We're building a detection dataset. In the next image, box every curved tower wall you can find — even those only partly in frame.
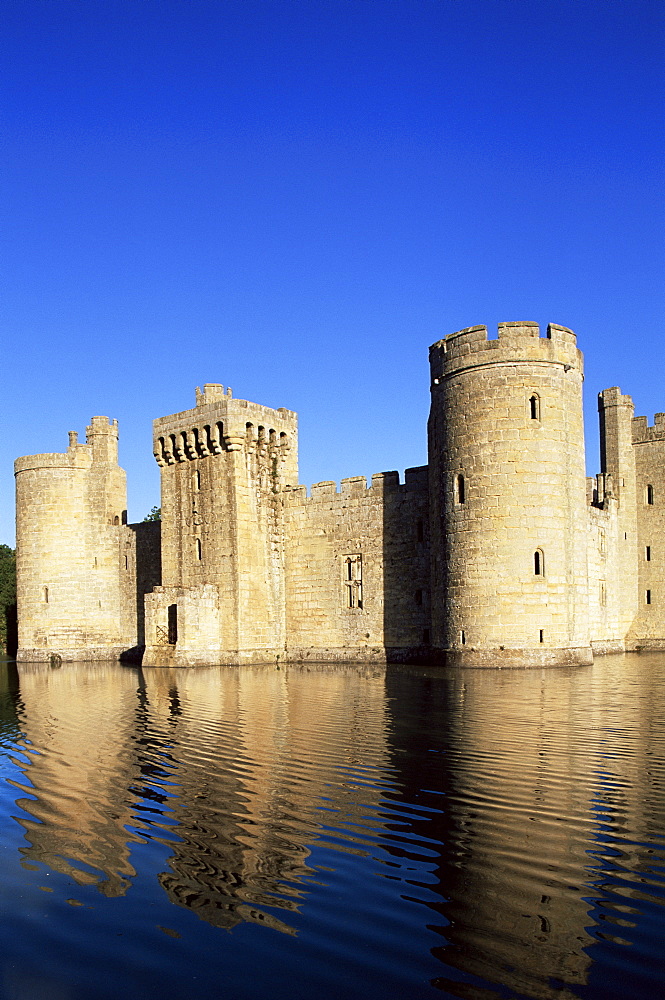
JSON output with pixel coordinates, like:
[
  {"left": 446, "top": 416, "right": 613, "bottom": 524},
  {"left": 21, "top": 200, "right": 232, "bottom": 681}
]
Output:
[
  {"left": 14, "top": 417, "right": 129, "bottom": 661},
  {"left": 428, "top": 322, "right": 592, "bottom": 667}
]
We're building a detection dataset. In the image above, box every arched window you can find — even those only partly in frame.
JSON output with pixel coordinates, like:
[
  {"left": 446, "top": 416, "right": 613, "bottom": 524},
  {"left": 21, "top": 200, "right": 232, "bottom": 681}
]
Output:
[
  {"left": 647, "top": 484, "right": 655, "bottom": 505},
  {"left": 456, "top": 474, "right": 465, "bottom": 504},
  {"left": 534, "top": 549, "right": 544, "bottom": 576},
  {"left": 529, "top": 394, "right": 540, "bottom": 420}
]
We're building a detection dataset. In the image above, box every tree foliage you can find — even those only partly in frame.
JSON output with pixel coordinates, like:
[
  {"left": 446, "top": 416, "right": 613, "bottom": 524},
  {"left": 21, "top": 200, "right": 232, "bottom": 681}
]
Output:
[
  {"left": 143, "top": 506, "right": 161, "bottom": 522},
  {"left": 0, "top": 545, "right": 17, "bottom": 654}
]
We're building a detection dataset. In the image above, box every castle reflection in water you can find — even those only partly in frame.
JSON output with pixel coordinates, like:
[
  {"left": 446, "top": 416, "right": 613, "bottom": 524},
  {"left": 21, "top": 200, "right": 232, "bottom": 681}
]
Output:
[{"left": 3, "top": 654, "right": 664, "bottom": 1000}]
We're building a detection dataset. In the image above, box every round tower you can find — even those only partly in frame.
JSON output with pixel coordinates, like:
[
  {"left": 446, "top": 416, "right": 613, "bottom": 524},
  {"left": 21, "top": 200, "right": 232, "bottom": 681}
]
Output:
[
  {"left": 14, "top": 417, "right": 129, "bottom": 661},
  {"left": 428, "top": 322, "right": 592, "bottom": 667}
]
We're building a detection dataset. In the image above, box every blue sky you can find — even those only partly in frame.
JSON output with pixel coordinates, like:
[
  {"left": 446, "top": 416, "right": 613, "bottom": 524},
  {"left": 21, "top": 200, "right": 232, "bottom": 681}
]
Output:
[{"left": 1, "top": 0, "right": 663, "bottom": 544}]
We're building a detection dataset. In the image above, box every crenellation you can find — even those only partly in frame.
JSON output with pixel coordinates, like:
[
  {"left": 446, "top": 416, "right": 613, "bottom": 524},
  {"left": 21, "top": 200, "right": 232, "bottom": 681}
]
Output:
[
  {"left": 341, "top": 476, "right": 367, "bottom": 496},
  {"left": 632, "top": 413, "right": 665, "bottom": 443},
  {"left": 15, "top": 321, "right": 665, "bottom": 666}
]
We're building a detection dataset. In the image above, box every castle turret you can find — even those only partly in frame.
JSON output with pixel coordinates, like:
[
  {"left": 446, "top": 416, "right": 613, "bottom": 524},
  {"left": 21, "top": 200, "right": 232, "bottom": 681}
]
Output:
[
  {"left": 143, "top": 385, "right": 298, "bottom": 666},
  {"left": 14, "top": 417, "right": 132, "bottom": 661},
  {"left": 428, "top": 322, "right": 592, "bottom": 666}
]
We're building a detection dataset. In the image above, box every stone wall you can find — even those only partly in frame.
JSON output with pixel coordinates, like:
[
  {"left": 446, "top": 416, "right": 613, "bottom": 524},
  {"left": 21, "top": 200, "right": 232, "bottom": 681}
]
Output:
[
  {"left": 282, "top": 467, "right": 430, "bottom": 661},
  {"left": 629, "top": 412, "right": 665, "bottom": 647},
  {"left": 13, "top": 323, "right": 665, "bottom": 668},
  {"left": 143, "top": 385, "right": 298, "bottom": 665},
  {"left": 14, "top": 418, "right": 132, "bottom": 661},
  {"left": 428, "top": 323, "right": 592, "bottom": 667}
]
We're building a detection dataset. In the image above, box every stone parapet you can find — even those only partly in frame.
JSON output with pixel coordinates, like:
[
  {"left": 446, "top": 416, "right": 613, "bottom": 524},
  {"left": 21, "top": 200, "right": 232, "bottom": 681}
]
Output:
[{"left": 430, "top": 322, "right": 582, "bottom": 384}]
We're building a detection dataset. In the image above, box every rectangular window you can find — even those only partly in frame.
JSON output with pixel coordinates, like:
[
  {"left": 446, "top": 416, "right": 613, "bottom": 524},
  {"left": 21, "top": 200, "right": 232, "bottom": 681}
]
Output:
[
  {"left": 600, "top": 581, "right": 606, "bottom": 606},
  {"left": 343, "top": 555, "right": 362, "bottom": 609},
  {"left": 646, "top": 590, "right": 652, "bottom": 605},
  {"left": 646, "top": 546, "right": 651, "bottom": 562},
  {"left": 539, "top": 629, "right": 544, "bottom": 643}
]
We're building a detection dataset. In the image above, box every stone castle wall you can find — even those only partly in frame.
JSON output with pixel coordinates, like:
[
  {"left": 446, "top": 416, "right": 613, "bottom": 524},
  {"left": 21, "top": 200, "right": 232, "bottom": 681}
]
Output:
[
  {"left": 428, "top": 323, "right": 592, "bottom": 666},
  {"left": 14, "top": 323, "right": 665, "bottom": 667},
  {"left": 629, "top": 412, "right": 665, "bottom": 647},
  {"left": 14, "top": 418, "right": 132, "bottom": 661},
  {"left": 282, "top": 467, "right": 430, "bottom": 661}
]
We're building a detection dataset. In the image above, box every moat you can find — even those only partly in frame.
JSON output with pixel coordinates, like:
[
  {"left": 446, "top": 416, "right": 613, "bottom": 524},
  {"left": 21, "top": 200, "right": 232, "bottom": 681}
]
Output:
[{"left": 0, "top": 653, "right": 663, "bottom": 1000}]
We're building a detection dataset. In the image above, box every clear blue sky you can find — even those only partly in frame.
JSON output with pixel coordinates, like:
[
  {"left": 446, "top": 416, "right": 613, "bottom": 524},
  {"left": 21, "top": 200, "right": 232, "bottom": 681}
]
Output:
[{"left": 1, "top": 0, "right": 663, "bottom": 544}]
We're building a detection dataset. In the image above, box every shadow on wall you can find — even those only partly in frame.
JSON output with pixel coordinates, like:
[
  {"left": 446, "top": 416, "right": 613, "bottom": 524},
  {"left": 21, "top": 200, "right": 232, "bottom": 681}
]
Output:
[
  {"left": 120, "top": 520, "right": 162, "bottom": 664},
  {"left": 382, "top": 467, "right": 432, "bottom": 663}
]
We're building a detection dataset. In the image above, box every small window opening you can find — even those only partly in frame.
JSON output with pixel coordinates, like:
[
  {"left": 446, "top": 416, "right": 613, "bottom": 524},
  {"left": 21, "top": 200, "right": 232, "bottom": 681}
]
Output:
[
  {"left": 461, "top": 630, "right": 466, "bottom": 645},
  {"left": 124, "top": 555, "right": 128, "bottom": 569},
  {"left": 416, "top": 519, "right": 424, "bottom": 543},
  {"left": 646, "top": 546, "right": 651, "bottom": 562},
  {"left": 194, "top": 470, "right": 201, "bottom": 491},
  {"left": 167, "top": 604, "right": 178, "bottom": 644},
  {"left": 43, "top": 586, "right": 49, "bottom": 603},
  {"left": 423, "top": 628, "right": 430, "bottom": 645},
  {"left": 343, "top": 554, "right": 362, "bottom": 609},
  {"left": 646, "top": 590, "right": 652, "bottom": 605},
  {"left": 415, "top": 589, "right": 423, "bottom": 606},
  {"left": 529, "top": 394, "right": 540, "bottom": 420},
  {"left": 647, "top": 485, "right": 654, "bottom": 505},
  {"left": 600, "top": 581, "right": 606, "bottom": 606},
  {"left": 539, "top": 629, "right": 544, "bottom": 644},
  {"left": 456, "top": 474, "right": 465, "bottom": 504},
  {"left": 624, "top": 532, "right": 627, "bottom": 540},
  {"left": 94, "top": 557, "right": 98, "bottom": 568},
  {"left": 196, "top": 538, "right": 202, "bottom": 561},
  {"left": 534, "top": 549, "right": 544, "bottom": 576},
  {"left": 113, "top": 515, "right": 119, "bottom": 525}
]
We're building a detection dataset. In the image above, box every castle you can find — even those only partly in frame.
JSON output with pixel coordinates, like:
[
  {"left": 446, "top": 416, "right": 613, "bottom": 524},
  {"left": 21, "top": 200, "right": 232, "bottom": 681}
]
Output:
[{"left": 14, "top": 322, "right": 665, "bottom": 668}]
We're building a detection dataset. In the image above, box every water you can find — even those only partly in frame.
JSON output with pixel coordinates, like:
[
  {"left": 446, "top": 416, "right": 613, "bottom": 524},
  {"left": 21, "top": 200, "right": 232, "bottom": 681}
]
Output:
[{"left": 0, "top": 654, "right": 663, "bottom": 1000}]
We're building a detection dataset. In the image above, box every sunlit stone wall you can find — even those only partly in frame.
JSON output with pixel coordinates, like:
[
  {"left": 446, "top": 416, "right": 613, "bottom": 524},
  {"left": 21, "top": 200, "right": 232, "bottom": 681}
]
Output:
[
  {"left": 143, "top": 385, "right": 299, "bottom": 665},
  {"left": 282, "top": 467, "right": 430, "bottom": 661},
  {"left": 14, "top": 418, "right": 133, "bottom": 661},
  {"left": 428, "top": 323, "right": 593, "bottom": 667},
  {"left": 629, "top": 411, "right": 665, "bottom": 647}
]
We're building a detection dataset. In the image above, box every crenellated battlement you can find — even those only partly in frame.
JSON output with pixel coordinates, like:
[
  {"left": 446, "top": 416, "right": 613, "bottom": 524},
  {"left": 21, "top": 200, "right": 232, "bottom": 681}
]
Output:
[
  {"left": 152, "top": 389, "right": 297, "bottom": 467},
  {"left": 429, "top": 321, "right": 582, "bottom": 383},
  {"left": 632, "top": 411, "right": 665, "bottom": 444},
  {"left": 18, "top": 319, "right": 664, "bottom": 669},
  {"left": 15, "top": 417, "right": 121, "bottom": 475},
  {"left": 599, "top": 386, "right": 634, "bottom": 409},
  {"left": 281, "top": 466, "right": 428, "bottom": 506}
]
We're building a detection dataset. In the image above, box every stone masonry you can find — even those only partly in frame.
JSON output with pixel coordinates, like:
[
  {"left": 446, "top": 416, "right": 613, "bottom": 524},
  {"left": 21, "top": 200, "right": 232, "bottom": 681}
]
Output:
[{"left": 14, "top": 323, "right": 665, "bottom": 667}]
